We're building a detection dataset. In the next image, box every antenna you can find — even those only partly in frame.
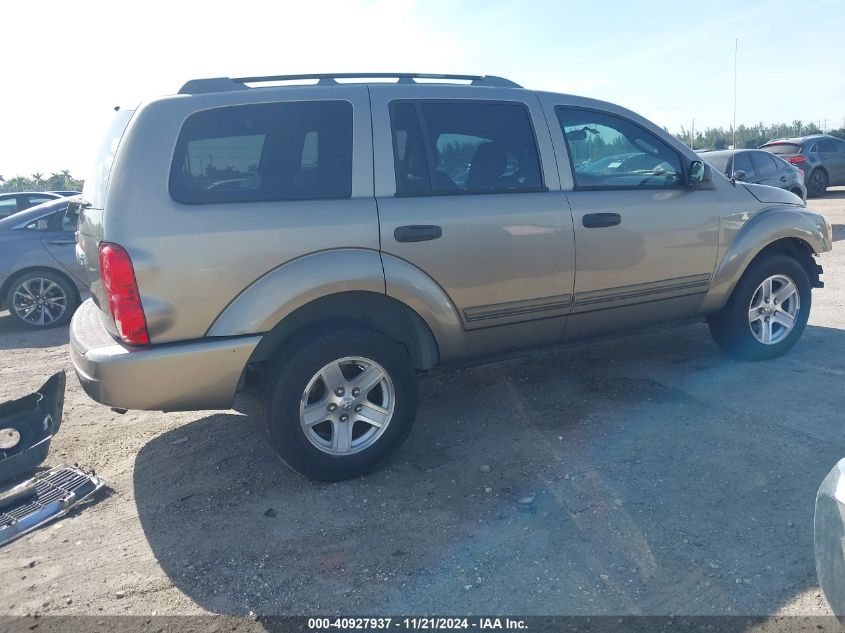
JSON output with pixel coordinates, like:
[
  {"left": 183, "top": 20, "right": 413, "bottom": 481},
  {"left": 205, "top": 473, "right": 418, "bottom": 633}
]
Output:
[{"left": 732, "top": 38, "right": 738, "bottom": 150}]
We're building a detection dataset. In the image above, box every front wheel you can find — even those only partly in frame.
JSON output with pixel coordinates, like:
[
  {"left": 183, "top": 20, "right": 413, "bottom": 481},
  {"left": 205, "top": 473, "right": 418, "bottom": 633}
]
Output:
[
  {"left": 266, "top": 326, "right": 418, "bottom": 481},
  {"left": 708, "top": 254, "right": 811, "bottom": 361}
]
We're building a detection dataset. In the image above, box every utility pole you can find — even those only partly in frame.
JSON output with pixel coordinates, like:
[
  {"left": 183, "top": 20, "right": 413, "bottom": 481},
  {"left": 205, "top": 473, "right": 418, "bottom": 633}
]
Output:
[
  {"left": 732, "top": 38, "right": 738, "bottom": 150},
  {"left": 691, "top": 118, "right": 695, "bottom": 149}
]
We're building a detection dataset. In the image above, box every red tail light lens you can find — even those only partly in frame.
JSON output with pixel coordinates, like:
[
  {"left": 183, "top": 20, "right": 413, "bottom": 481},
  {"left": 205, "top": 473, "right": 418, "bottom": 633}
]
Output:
[
  {"left": 98, "top": 242, "right": 150, "bottom": 345},
  {"left": 788, "top": 156, "right": 807, "bottom": 164}
]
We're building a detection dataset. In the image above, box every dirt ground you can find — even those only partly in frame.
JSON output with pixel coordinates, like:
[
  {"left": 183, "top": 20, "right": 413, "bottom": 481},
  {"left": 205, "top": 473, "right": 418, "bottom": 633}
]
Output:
[{"left": 2, "top": 189, "right": 845, "bottom": 620}]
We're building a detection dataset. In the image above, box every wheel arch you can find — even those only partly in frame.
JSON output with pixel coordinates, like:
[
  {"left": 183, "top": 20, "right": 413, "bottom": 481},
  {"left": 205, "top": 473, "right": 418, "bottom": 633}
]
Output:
[
  {"left": 0, "top": 265, "right": 81, "bottom": 311},
  {"left": 702, "top": 207, "right": 828, "bottom": 313},
  {"left": 247, "top": 290, "right": 440, "bottom": 370}
]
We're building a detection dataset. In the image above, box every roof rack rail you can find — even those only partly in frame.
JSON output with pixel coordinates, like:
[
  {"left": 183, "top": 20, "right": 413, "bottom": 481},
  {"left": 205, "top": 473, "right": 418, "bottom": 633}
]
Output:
[{"left": 178, "top": 73, "right": 522, "bottom": 95}]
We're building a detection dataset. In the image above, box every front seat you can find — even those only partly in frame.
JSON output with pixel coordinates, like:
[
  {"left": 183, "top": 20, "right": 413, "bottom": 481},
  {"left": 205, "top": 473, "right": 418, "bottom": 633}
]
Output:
[{"left": 466, "top": 142, "right": 508, "bottom": 191}]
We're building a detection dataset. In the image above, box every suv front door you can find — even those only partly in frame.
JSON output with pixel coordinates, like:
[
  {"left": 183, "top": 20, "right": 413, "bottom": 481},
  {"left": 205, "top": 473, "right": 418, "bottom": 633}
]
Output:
[
  {"left": 371, "top": 86, "right": 575, "bottom": 360},
  {"left": 544, "top": 101, "right": 720, "bottom": 340}
]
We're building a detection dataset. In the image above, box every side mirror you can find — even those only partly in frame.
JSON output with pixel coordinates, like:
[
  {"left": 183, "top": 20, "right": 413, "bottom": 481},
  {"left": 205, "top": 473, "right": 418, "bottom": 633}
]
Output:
[
  {"left": 688, "top": 160, "right": 710, "bottom": 186},
  {"left": 731, "top": 169, "right": 747, "bottom": 183}
]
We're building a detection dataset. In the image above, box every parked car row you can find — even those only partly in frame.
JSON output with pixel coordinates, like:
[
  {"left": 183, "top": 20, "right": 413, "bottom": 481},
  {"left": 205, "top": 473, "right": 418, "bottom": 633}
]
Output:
[
  {"left": 0, "top": 190, "right": 81, "bottom": 220},
  {"left": 697, "top": 148, "right": 807, "bottom": 200},
  {"left": 0, "top": 196, "right": 86, "bottom": 328},
  {"left": 697, "top": 134, "right": 845, "bottom": 199}
]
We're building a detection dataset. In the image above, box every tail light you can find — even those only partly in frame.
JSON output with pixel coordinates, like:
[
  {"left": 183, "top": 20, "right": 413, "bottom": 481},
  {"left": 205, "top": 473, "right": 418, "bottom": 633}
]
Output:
[
  {"left": 98, "top": 242, "right": 150, "bottom": 345},
  {"left": 788, "top": 155, "right": 807, "bottom": 165}
]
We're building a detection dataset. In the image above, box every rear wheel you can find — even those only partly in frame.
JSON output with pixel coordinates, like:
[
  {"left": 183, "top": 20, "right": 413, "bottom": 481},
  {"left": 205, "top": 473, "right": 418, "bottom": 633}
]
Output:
[
  {"left": 708, "top": 254, "right": 811, "bottom": 361},
  {"left": 7, "top": 270, "right": 78, "bottom": 329},
  {"left": 807, "top": 169, "right": 828, "bottom": 198},
  {"left": 266, "top": 326, "right": 418, "bottom": 480}
]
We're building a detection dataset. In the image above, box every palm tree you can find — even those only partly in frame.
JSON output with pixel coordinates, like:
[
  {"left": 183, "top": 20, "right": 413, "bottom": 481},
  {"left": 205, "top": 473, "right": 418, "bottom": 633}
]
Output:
[{"left": 31, "top": 172, "right": 45, "bottom": 191}]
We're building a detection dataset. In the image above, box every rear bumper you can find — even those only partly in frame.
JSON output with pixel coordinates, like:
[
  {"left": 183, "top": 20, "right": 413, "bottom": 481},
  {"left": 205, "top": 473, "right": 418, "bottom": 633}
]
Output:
[{"left": 69, "top": 299, "right": 261, "bottom": 411}]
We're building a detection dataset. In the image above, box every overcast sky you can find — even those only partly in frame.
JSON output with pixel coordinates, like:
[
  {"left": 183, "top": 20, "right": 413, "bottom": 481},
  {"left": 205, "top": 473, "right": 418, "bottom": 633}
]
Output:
[{"left": 1, "top": 0, "right": 841, "bottom": 180}]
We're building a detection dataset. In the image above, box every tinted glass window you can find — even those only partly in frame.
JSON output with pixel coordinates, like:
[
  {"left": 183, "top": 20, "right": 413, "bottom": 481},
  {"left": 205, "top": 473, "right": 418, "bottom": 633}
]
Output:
[
  {"left": 761, "top": 143, "right": 801, "bottom": 155},
  {"left": 834, "top": 139, "right": 845, "bottom": 153},
  {"left": 25, "top": 195, "right": 56, "bottom": 207},
  {"left": 0, "top": 197, "right": 18, "bottom": 216},
  {"left": 700, "top": 152, "right": 731, "bottom": 175},
  {"left": 390, "top": 100, "right": 544, "bottom": 195},
  {"left": 818, "top": 139, "right": 836, "bottom": 153},
  {"left": 732, "top": 152, "right": 755, "bottom": 178},
  {"left": 750, "top": 152, "right": 778, "bottom": 179},
  {"left": 170, "top": 101, "right": 353, "bottom": 204},
  {"left": 556, "top": 108, "right": 682, "bottom": 188}
]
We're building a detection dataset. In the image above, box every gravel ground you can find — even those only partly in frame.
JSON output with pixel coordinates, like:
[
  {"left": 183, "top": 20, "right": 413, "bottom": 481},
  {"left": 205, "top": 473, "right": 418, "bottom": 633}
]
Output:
[{"left": 1, "top": 189, "right": 844, "bottom": 619}]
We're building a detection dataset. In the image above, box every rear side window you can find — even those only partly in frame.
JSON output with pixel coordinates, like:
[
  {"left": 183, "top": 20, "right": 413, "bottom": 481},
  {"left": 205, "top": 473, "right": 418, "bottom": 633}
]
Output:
[
  {"left": 170, "top": 101, "right": 352, "bottom": 204},
  {"left": 556, "top": 107, "right": 682, "bottom": 189},
  {"left": 389, "top": 100, "right": 544, "bottom": 196},
  {"left": 750, "top": 152, "right": 778, "bottom": 179}
]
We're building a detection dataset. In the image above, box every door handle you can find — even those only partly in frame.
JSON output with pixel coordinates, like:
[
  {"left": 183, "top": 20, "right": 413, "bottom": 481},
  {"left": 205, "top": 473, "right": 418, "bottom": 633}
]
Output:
[
  {"left": 582, "top": 213, "right": 621, "bottom": 228},
  {"left": 46, "top": 240, "right": 76, "bottom": 246},
  {"left": 780, "top": 176, "right": 788, "bottom": 182},
  {"left": 394, "top": 225, "right": 442, "bottom": 242}
]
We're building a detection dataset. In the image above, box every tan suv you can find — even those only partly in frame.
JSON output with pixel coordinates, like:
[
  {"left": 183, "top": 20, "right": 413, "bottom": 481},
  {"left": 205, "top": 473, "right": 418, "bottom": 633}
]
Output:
[{"left": 69, "top": 73, "right": 832, "bottom": 480}]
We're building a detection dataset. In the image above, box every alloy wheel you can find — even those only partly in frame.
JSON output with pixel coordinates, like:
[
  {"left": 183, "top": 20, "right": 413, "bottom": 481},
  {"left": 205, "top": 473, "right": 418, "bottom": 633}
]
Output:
[
  {"left": 11, "top": 277, "right": 68, "bottom": 327},
  {"left": 299, "top": 356, "right": 396, "bottom": 455},
  {"left": 747, "top": 274, "right": 800, "bottom": 345}
]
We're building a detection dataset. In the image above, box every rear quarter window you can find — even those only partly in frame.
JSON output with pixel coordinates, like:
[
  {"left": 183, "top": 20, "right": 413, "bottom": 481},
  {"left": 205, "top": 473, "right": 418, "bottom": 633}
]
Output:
[{"left": 170, "top": 100, "right": 353, "bottom": 204}]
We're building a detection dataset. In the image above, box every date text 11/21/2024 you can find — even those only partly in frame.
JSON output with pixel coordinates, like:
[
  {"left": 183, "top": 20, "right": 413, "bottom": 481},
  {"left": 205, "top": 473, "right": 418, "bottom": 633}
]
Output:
[{"left": 307, "top": 618, "right": 528, "bottom": 630}]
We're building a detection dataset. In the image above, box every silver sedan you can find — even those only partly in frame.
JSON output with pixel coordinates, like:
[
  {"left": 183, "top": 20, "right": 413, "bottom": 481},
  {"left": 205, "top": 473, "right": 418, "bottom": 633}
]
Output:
[{"left": 0, "top": 197, "right": 87, "bottom": 328}]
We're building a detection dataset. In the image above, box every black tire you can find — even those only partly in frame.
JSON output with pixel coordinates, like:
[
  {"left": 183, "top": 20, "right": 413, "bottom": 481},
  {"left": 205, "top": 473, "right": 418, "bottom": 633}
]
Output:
[
  {"left": 807, "top": 169, "right": 829, "bottom": 198},
  {"left": 6, "top": 269, "right": 79, "bottom": 329},
  {"left": 708, "top": 254, "right": 811, "bottom": 361},
  {"left": 266, "top": 325, "right": 418, "bottom": 481}
]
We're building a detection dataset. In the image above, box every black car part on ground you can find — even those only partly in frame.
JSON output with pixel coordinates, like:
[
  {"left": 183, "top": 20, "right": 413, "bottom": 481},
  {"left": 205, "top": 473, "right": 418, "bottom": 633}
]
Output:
[
  {"left": 0, "top": 464, "right": 105, "bottom": 547},
  {"left": 0, "top": 372, "right": 65, "bottom": 482}
]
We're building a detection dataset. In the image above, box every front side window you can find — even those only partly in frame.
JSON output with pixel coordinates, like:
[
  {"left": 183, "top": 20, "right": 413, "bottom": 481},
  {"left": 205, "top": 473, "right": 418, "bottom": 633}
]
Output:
[
  {"left": 170, "top": 100, "right": 353, "bottom": 204},
  {"left": 732, "top": 152, "right": 755, "bottom": 178},
  {"left": 818, "top": 139, "right": 836, "bottom": 153},
  {"left": 750, "top": 152, "right": 778, "bottom": 179},
  {"left": 556, "top": 107, "right": 682, "bottom": 189},
  {"left": 390, "top": 100, "right": 544, "bottom": 196}
]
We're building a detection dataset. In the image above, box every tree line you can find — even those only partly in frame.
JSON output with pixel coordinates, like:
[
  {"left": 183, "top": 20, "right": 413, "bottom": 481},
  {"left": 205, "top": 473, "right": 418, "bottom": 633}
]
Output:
[
  {"left": 674, "top": 121, "right": 845, "bottom": 151},
  {"left": 0, "top": 171, "right": 84, "bottom": 194}
]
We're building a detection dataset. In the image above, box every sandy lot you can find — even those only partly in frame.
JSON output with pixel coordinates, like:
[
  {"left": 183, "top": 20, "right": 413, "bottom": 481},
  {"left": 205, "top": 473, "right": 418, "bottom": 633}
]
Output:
[{"left": 1, "top": 189, "right": 845, "bottom": 620}]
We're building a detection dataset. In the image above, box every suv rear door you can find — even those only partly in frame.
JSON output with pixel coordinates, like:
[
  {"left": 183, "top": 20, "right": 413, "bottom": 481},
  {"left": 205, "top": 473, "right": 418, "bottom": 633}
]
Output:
[
  {"left": 821, "top": 137, "right": 845, "bottom": 185},
  {"left": 370, "top": 85, "right": 574, "bottom": 356},
  {"left": 542, "top": 97, "right": 720, "bottom": 340}
]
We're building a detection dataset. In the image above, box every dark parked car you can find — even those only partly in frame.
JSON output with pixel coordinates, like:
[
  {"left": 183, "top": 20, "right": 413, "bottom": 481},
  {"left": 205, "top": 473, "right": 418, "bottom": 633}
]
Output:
[
  {"left": 760, "top": 134, "right": 845, "bottom": 198},
  {"left": 0, "top": 197, "right": 86, "bottom": 328},
  {"left": 0, "top": 192, "right": 64, "bottom": 220},
  {"left": 698, "top": 149, "right": 806, "bottom": 200}
]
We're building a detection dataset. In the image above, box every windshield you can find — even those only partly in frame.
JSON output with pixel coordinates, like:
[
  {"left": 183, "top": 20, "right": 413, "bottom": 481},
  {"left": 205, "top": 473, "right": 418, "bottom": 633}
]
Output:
[
  {"left": 82, "top": 109, "right": 134, "bottom": 209},
  {"left": 761, "top": 142, "right": 801, "bottom": 155}
]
